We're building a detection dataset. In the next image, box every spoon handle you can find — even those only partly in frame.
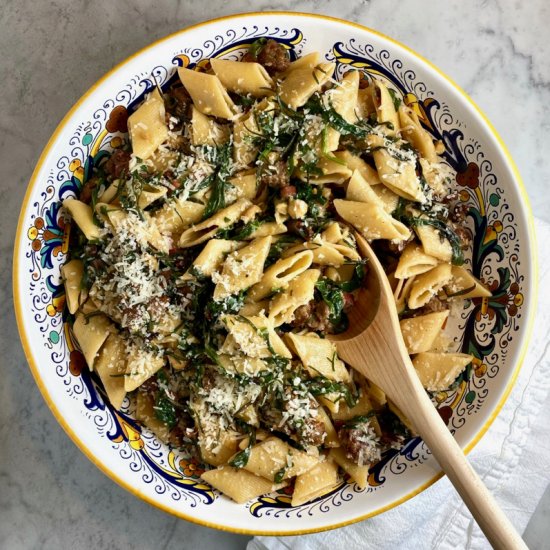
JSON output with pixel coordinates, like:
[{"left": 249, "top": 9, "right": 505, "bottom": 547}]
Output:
[{"left": 396, "top": 386, "right": 527, "bottom": 550}]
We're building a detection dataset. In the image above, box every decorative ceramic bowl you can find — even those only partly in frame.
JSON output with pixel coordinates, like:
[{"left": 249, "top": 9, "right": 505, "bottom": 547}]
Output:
[{"left": 14, "top": 12, "right": 536, "bottom": 535}]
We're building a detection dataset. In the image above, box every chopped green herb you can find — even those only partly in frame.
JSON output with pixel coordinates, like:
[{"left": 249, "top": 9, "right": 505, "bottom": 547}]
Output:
[
  {"left": 154, "top": 393, "right": 177, "bottom": 429},
  {"left": 342, "top": 413, "right": 375, "bottom": 429},
  {"left": 232, "top": 219, "right": 262, "bottom": 240},
  {"left": 304, "top": 93, "right": 372, "bottom": 138},
  {"left": 248, "top": 38, "right": 267, "bottom": 59},
  {"left": 304, "top": 376, "right": 357, "bottom": 408},
  {"left": 202, "top": 142, "right": 233, "bottom": 220},
  {"left": 229, "top": 421, "right": 257, "bottom": 468},
  {"left": 388, "top": 88, "right": 402, "bottom": 111},
  {"left": 315, "top": 278, "right": 346, "bottom": 329},
  {"left": 406, "top": 216, "right": 464, "bottom": 266},
  {"left": 274, "top": 455, "right": 293, "bottom": 483}
]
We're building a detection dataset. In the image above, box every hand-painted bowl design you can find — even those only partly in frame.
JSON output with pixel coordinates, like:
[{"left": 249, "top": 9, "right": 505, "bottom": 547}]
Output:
[{"left": 13, "top": 12, "right": 536, "bottom": 535}]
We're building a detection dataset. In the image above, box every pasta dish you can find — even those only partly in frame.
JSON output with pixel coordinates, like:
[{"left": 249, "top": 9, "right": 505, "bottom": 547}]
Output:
[{"left": 62, "top": 38, "right": 490, "bottom": 506}]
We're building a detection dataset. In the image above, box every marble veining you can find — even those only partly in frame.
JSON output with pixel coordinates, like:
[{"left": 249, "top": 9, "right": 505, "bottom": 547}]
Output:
[{"left": 1, "top": 0, "right": 548, "bottom": 548}]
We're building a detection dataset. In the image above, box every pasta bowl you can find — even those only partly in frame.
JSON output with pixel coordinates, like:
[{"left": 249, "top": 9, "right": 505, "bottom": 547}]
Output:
[{"left": 14, "top": 12, "right": 536, "bottom": 534}]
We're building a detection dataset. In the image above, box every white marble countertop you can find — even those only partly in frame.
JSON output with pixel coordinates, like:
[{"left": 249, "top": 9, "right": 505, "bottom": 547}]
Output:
[{"left": 2, "top": 1, "right": 549, "bottom": 548}]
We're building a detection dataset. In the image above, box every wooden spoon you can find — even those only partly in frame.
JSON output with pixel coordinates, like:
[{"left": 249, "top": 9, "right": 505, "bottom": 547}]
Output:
[{"left": 329, "top": 234, "right": 526, "bottom": 550}]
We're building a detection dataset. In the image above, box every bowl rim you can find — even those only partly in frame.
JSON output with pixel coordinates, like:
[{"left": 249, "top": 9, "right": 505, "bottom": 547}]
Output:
[{"left": 13, "top": 10, "right": 538, "bottom": 536}]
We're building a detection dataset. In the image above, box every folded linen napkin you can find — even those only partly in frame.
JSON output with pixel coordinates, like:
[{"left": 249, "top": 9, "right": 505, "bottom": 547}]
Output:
[{"left": 250, "top": 218, "right": 550, "bottom": 550}]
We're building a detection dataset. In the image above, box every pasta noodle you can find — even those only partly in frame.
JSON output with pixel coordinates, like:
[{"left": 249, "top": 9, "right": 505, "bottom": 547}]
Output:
[
  {"left": 94, "top": 333, "right": 127, "bottom": 409},
  {"left": 334, "top": 199, "right": 411, "bottom": 241},
  {"left": 212, "top": 236, "right": 272, "bottom": 300},
  {"left": 373, "top": 79, "right": 400, "bottom": 136},
  {"left": 210, "top": 58, "right": 273, "bottom": 97},
  {"left": 268, "top": 269, "right": 320, "bottom": 326},
  {"left": 408, "top": 264, "right": 453, "bottom": 310},
  {"left": 285, "top": 332, "right": 351, "bottom": 383},
  {"left": 369, "top": 134, "right": 425, "bottom": 202},
  {"left": 61, "top": 259, "right": 84, "bottom": 314},
  {"left": 201, "top": 466, "right": 286, "bottom": 504},
  {"left": 334, "top": 150, "right": 381, "bottom": 186},
  {"left": 400, "top": 311, "right": 450, "bottom": 354},
  {"left": 248, "top": 250, "right": 313, "bottom": 301},
  {"left": 291, "top": 461, "right": 339, "bottom": 507},
  {"left": 177, "top": 67, "right": 236, "bottom": 119},
  {"left": 190, "top": 106, "right": 230, "bottom": 146},
  {"left": 279, "top": 61, "right": 336, "bottom": 109},
  {"left": 127, "top": 88, "right": 169, "bottom": 160},
  {"left": 395, "top": 242, "right": 440, "bottom": 279},
  {"left": 413, "top": 352, "right": 473, "bottom": 392}
]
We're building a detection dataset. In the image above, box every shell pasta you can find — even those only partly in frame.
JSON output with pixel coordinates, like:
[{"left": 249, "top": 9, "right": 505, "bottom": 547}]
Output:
[{"left": 62, "top": 38, "right": 489, "bottom": 507}]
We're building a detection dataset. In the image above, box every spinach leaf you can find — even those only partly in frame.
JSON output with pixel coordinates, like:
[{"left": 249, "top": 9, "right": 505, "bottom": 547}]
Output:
[
  {"left": 234, "top": 94, "right": 256, "bottom": 108},
  {"left": 274, "top": 456, "right": 293, "bottom": 483},
  {"left": 315, "top": 279, "right": 346, "bottom": 325},
  {"left": 154, "top": 373, "right": 178, "bottom": 429},
  {"left": 388, "top": 88, "right": 402, "bottom": 111},
  {"left": 313, "top": 261, "right": 366, "bottom": 332},
  {"left": 154, "top": 393, "right": 177, "bottom": 428},
  {"left": 342, "top": 412, "right": 376, "bottom": 429},
  {"left": 339, "top": 260, "right": 368, "bottom": 292},
  {"left": 406, "top": 216, "right": 464, "bottom": 266},
  {"left": 304, "top": 376, "right": 357, "bottom": 408},
  {"left": 304, "top": 93, "right": 372, "bottom": 138},
  {"left": 202, "top": 142, "right": 233, "bottom": 220},
  {"left": 248, "top": 38, "right": 267, "bottom": 59},
  {"left": 229, "top": 422, "right": 256, "bottom": 468},
  {"left": 231, "top": 219, "right": 263, "bottom": 241},
  {"left": 207, "top": 291, "right": 247, "bottom": 318},
  {"left": 392, "top": 199, "right": 465, "bottom": 266}
]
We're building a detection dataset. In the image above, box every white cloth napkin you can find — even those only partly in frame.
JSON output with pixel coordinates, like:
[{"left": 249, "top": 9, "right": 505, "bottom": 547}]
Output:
[{"left": 250, "top": 218, "right": 550, "bottom": 550}]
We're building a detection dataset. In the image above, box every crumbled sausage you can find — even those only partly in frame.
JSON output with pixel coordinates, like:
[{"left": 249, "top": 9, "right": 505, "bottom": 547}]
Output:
[
  {"left": 291, "top": 299, "right": 342, "bottom": 334},
  {"left": 84, "top": 243, "right": 106, "bottom": 274},
  {"left": 104, "top": 149, "right": 131, "bottom": 181},
  {"left": 147, "top": 295, "right": 171, "bottom": 323},
  {"left": 200, "top": 370, "right": 217, "bottom": 392},
  {"left": 140, "top": 376, "right": 159, "bottom": 397},
  {"left": 260, "top": 160, "right": 290, "bottom": 188},
  {"left": 169, "top": 420, "right": 198, "bottom": 449},
  {"left": 286, "top": 219, "right": 314, "bottom": 240},
  {"left": 120, "top": 303, "right": 145, "bottom": 331},
  {"left": 89, "top": 257, "right": 106, "bottom": 273},
  {"left": 452, "top": 224, "right": 472, "bottom": 249},
  {"left": 314, "top": 301, "right": 332, "bottom": 332},
  {"left": 338, "top": 420, "right": 381, "bottom": 466},
  {"left": 387, "top": 233, "right": 414, "bottom": 254},
  {"left": 358, "top": 74, "right": 370, "bottom": 89},
  {"left": 241, "top": 52, "right": 256, "bottom": 63},
  {"left": 292, "top": 303, "right": 313, "bottom": 327},
  {"left": 343, "top": 291, "right": 355, "bottom": 311},
  {"left": 450, "top": 202, "right": 470, "bottom": 224},
  {"left": 79, "top": 176, "right": 101, "bottom": 204},
  {"left": 301, "top": 410, "right": 326, "bottom": 447},
  {"left": 280, "top": 185, "right": 297, "bottom": 199},
  {"left": 164, "top": 86, "right": 192, "bottom": 120},
  {"left": 260, "top": 388, "right": 326, "bottom": 447},
  {"left": 414, "top": 296, "right": 449, "bottom": 317},
  {"left": 256, "top": 39, "right": 290, "bottom": 75},
  {"left": 440, "top": 191, "right": 459, "bottom": 205}
]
